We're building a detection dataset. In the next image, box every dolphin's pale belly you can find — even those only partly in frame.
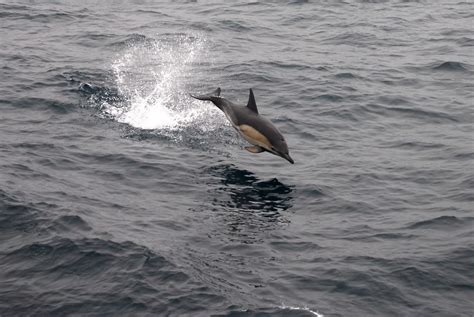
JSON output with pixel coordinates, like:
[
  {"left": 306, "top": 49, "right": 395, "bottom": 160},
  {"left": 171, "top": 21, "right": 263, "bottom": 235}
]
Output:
[
  {"left": 221, "top": 110, "right": 270, "bottom": 150},
  {"left": 238, "top": 124, "right": 272, "bottom": 151}
]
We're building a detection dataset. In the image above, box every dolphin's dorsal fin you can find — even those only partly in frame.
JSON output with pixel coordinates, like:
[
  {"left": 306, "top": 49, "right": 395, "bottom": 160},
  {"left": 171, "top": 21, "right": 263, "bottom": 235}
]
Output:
[{"left": 247, "top": 89, "right": 258, "bottom": 114}]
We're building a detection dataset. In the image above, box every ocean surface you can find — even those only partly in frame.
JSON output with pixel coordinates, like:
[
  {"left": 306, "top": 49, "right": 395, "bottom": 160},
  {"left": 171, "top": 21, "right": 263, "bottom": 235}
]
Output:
[{"left": 1, "top": 1, "right": 473, "bottom": 316}]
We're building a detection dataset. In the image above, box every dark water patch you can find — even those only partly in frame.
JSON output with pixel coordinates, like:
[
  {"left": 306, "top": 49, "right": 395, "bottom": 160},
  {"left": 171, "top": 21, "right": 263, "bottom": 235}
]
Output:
[
  {"left": 454, "top": 151, "right": 474, "bottom": 160},
  {"left": 48, "top": 215, "right": 93, "bottom": 234},
  {"left": 334, "top": 72, "right": 360, "bottom": 79},
  {"left": 357, "top": 0, "right": 390, "bottom": 3},
  {"left": 389, "top": 260, "right": 473, "bottom": 294},
  {"left": 329, "top": 270, "right": 405, "bottom": 299},
  {"left": 459, "top": 175, "right": 474, "bottom": 189},
  {"left": 296, "top": 130, "right": 318, "bottom": 141},
  {"left": 371, "top": 232, "right": 418, "bottom": 241},
  {"left": 61, "top": 69, "right": 109, "bottom": 87},
  {"left": 317, "top": 107, "right": 360, "bottom": 122},
  {"left": 269, "top": 240, "right": 323, "bottom": 252},
  {"left": 286, "top": 269, "right": 411, "bottom": 316},
  {"left": 9, "top": 142, "right": 61, "bottom": 151},
  {"left": 9, "top": 97, "right": 75, "bottom": 114},
  {"left": 432, "top": 61, "right": 469, "bottom": 72},
  {"left": 444, "top": 191, "right": 474, "bottom": 204},
  {"left": 132, "top": 9, "right": 172, "bottom": 17},
  {"left": 315, "top": 94, "right": 344, "bottom": 102},
  {"left": 0, "top": 237, "right": 227, "bottom": 316},
  {"left": 0, "top": 190, "right": 55, "bottom": 241},
  {"left": 435, "top": 247, "right": 474, "bottom": 277},
  {"left": 206, "top": 164, "right": 294, "bottom": 214},
  {"left": 49, "top": 297, "right": 148, "bottom": 316},
  {"left": 0, "top": 52, "right": 50, "bottom": 65},
  {"left": 260, "top": 61, "right": 316, "bottom": 72},
  {"left": 3, "top": 163, "right": 57, "bottom": 182},
  {"left": 0, "top": 9, "right": 76, "bottom": 23},
  {"left": 456, "top": 36, "right": 474, "bottom": 47},
  {"left": 35, "top": 156, "right": 79, "bottom": 171},
  {"left": 338, "top": 224, "right": 375, "bottom": 235},
  {"left": 296, "top": 185, "right": 325, "bottom": 199},
  {"left": 379, "top": 77, "right": 419, "bottom": 87},
  {"left": 337, "top": 230, "right": 418, "bottom": 243},
  {"left": 74, "top": 32, "right": 119, "bottom": 48},
  {"left": 219, "top": 20, "right": 252, "bottom": 32},
  {"left": 0, "top": 3, "right": 30, "bottom": 11},
  {"left": 314, "top": 65, "right": 330, "bottom": 72},
  {"left": 194, "top": 165, "right": 295, "bottom": 244},
  {"left": 323, "top": 31, "right": 379, "bottom": 47},
  {"left": 377, "top": 95, "right": 411, "bottom": 106},
  {"left": 288, "top": 0, "right": 310, "bottom": 5},
  {"left": 108, "top": 33, "right": 157, "bottom": 49},
  {"left": 406, "top": 216, "right": 473, "bottom": 230}
]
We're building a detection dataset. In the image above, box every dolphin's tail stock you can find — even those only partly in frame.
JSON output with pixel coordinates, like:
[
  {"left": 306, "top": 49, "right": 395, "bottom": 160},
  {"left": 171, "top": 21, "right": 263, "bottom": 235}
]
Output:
[{"left": 190, "top": 87, "right": 224, "bottom": 110}]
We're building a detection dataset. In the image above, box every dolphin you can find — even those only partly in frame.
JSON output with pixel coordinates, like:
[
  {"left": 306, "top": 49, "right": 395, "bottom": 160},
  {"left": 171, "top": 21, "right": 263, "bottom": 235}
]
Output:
[{"left": 190, "top": 87, "right": 294, "bottom": 164}]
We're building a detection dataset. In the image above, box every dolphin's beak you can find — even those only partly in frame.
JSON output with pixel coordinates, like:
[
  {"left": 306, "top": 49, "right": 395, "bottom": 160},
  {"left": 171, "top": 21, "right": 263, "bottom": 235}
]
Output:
[{"left": 282, "top": 153, "right": 294, "bottom": 164}]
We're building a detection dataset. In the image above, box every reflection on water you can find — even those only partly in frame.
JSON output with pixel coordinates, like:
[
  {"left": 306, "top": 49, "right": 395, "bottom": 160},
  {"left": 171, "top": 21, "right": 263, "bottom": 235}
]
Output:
[{"left": 201, "top": 164, "right": 294, "bottom": 242}]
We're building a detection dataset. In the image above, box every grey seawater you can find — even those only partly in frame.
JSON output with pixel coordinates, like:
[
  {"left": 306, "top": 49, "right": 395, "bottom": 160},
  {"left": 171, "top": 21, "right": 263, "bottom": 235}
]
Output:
[{"left": 0, "top": 1, "right": 473, "bottom": 316}]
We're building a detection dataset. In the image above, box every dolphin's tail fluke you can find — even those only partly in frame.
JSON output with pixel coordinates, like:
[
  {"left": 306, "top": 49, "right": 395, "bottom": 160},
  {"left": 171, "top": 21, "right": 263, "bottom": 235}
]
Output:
[
  {"left": 190, "top": 87, "right": 221, "bottom": 101},
  {"left": 190, "top": 87, "right": 225, "bottom": 110}
]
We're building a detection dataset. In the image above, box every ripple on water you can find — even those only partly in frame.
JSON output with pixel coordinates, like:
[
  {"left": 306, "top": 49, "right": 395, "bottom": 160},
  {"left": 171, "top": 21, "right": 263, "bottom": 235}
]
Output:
[
  {"left": 0, "top": 236, "right": 230, "bottom": 316},
  {"left": 406, "top": 215, "right": 474, "bottom": 230}
]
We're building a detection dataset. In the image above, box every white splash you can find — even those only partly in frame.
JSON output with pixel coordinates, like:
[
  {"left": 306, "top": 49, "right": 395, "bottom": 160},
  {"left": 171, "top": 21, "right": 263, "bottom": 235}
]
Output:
[
  {"left": 280, "top": 303, "right": 324, "bottom": 317},
  {"left": 103, "top": 34, "right": 224, "bottom": 131}
]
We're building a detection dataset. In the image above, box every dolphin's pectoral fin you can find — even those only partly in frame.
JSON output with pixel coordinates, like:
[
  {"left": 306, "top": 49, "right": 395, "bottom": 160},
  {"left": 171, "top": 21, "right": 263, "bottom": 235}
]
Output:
[{"left": 245, "top": 146, "right": 264, "bottom": 153}]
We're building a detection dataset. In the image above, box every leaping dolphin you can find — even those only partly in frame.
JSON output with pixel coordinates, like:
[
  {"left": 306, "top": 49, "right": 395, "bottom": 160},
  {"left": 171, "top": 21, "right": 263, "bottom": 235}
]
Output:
[{"left": 190, "top": 87, "right": 294, "bottom": 164}]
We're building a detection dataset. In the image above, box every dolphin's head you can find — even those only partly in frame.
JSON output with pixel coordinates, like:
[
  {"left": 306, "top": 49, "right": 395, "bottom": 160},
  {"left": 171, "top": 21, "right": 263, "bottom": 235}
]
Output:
[{"left": 270, "top": 136, "right": 294, "bottom": 164}]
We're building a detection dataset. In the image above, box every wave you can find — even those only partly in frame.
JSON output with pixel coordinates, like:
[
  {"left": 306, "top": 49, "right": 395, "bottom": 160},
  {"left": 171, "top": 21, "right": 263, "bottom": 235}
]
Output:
[
  {"left": 0, "top": 236, "right": 231, "bottom": 316},
  {"left": 432, "top": 61, "right": 469, "bottom": 72},
  {"left": 407, "top": 215, "right": 473, "bottom": 230}
]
